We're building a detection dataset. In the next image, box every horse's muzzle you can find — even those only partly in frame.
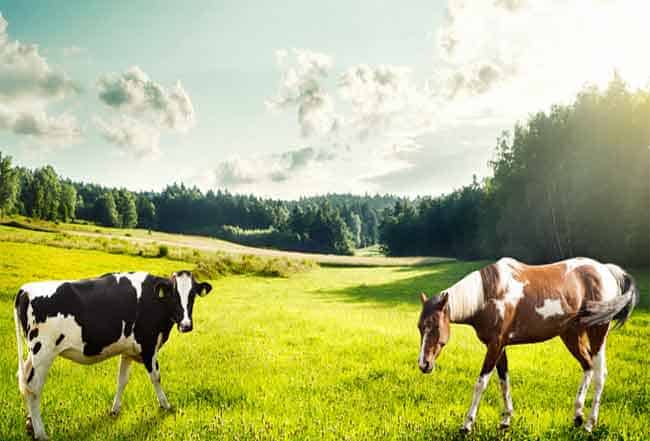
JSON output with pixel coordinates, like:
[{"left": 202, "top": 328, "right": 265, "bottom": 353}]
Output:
[{"left": 419, "top": 361, "right": 434, "bottom": 374}]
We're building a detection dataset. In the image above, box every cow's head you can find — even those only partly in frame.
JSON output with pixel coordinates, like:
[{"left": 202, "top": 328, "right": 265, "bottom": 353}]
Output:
[{"left": 155, "top": 270, "right": 212, "bottom": 333}]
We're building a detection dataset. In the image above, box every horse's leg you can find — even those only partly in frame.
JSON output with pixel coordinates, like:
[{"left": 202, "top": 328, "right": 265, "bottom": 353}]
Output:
[
  {"left": 461, "top": 342, "right": 503, "bottom": 433},
  {"left": 497, "top": 350, "right": 513, "bottom": 428},
  {"left": 560, "top": 328, "right": 593, "bottom": 427},
  {"left": 585, "top": 325, "right": 609, "bottom": 432}
]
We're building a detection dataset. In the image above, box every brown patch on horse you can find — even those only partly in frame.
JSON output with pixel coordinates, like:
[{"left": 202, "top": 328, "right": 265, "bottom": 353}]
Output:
[
  {"left": 576, "top": 266, "right": 604, "bottom": 303},
  {"left": 480, "top": 264, "right": 501, "bottom": 300}
]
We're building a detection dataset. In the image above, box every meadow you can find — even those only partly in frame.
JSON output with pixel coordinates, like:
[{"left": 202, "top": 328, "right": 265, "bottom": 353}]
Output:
[{"left": 0, "top": 240, "right": 648, "bottom": 440}]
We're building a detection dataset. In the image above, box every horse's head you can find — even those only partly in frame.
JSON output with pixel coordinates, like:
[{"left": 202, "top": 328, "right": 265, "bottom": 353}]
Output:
[{"left": 417, "top": 291, "right": 450, "bottom": 374}]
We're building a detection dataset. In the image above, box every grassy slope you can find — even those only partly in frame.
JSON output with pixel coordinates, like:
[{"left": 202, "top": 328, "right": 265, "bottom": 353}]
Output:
[
  {"left": 0, "top": 242, "right": 648, "bottom": 440},
  {"left": 1, "top": 217, "right": 452, "bottom": 267}
]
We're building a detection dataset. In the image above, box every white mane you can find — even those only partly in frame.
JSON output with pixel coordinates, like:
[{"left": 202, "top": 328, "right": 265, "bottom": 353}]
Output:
[{"left": 447, "top": 270, "right": 485, "bottom": 322}]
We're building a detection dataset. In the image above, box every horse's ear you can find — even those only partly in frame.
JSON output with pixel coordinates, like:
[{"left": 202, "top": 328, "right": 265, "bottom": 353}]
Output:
[
  {"left": 419, "top": 292, "right": 428, "bottom": 304},
  {"left": 439, "top": 291, "right": 449, "bottom": 307}
]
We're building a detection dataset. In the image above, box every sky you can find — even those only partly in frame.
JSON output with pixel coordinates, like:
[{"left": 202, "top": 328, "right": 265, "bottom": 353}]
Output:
[{"left": 0, "top": 0, "right": 648, "bottom": 199}]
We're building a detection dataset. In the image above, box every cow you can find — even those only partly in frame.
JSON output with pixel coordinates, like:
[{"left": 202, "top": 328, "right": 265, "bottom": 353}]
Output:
[{"left": 13, "top": 270, "right": 212, "bottom": 440}]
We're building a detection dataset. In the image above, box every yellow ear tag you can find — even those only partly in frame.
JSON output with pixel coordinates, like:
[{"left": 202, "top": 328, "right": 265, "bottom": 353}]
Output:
[{"left": 158, "top": 288, "right": 165, "bottom": 298}]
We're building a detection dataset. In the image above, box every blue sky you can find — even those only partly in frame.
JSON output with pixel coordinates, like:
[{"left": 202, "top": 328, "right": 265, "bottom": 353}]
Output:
[{"left": 1, "top": 1, "right": 648, "bottom": 198}]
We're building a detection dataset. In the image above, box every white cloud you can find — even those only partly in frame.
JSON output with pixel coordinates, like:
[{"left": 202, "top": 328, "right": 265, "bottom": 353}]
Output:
[
  {"left": 94, "top": 116, "right": 160, "bottom": 159},
  {"left": 95, "top": 66, "right": 196, "bottom": 158},
  {"left": 213, "top": 146, "right": 338, "bottom": 188},
  {"left": 0, "top": 13, "right": 81, "bottom": 145},
  {"left": 338, "top": 64, "right": 437, "bottom": 141},
  {"left": 98, "top": 66, "right": 195, "bottom": 132},
  {"left": 266, "top": 49, "right": 340, "bottom": 137}
]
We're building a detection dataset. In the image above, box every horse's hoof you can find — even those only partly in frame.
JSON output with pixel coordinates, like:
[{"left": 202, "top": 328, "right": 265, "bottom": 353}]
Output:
[
  {"left": 574, "top": 415, "right": 583, "bottom": 427},
  {"left": 110, "top": 409, "right": 120, "bottom": 418},
  {"left": 459, "top": 425, "right": 472, "bottom": 434},
  {"left": 584, "top": 423, "right": 594, "bottom": 433},
  {"left": 500, "top": 422, "right": 511, "bottom": 430}
]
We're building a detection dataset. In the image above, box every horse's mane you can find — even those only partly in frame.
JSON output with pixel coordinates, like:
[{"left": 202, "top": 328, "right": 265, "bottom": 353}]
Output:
[{"left": 447, "top": 270, "right": 485, "bottom": 322}]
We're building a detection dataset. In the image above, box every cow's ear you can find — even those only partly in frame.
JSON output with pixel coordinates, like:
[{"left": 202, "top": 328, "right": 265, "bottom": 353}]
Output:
[
  {"left": 419, "top": 292, "right": 428, "bottom": 304},
  {"left": 198, "top": 282, "right": 212, "bottom": 297},
  {"left": 154, "top": 280, "right": 172, "bottom": 300}
]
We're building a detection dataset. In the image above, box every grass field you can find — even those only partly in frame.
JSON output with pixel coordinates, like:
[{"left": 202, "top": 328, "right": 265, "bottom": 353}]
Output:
[{"left": 0, "top": 242, "right": 648, "bottom": 440}]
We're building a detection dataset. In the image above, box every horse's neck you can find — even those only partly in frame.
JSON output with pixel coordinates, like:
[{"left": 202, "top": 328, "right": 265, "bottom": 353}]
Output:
[{"left": 447, "top": 271, "right": 485, "bottom": 324}]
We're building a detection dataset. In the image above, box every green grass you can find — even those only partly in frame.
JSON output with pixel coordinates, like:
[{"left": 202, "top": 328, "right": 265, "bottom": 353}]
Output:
[{"left": 0, "top": 242, "right": 648, "bottom": 440}]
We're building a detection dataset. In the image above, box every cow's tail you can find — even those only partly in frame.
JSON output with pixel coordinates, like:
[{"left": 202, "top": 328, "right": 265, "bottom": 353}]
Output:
[
  {"left": 579, "top": 265, "right": 639, "bottom": 329},
  {"left": 14, "top": 292, "right": 27, "bottom": 396}
]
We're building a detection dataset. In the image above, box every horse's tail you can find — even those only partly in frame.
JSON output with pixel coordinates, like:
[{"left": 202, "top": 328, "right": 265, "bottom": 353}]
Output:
[
  {"left": 579, "top": 264, "right": 639, "bottom": 329},
  {"left": 14, "top": 290, "right": 27, "bottom": 395}
]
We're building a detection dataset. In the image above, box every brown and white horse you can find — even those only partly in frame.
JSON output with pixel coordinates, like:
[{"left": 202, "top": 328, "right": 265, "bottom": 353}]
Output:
[{"left": 417, "top": 257, "right": 639, "bottom": 433}]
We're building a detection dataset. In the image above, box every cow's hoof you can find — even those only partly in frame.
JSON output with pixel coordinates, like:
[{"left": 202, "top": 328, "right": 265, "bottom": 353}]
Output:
[
  {"left": 584, "top": 422, "right": 594, "bottom": 433},
  {"left": 574, "top": 415, "right": 583, "bottom": 427},
  {"left": 459, "top": 425, "right": 472, "bottom": 434},
  {"left": 500, "top": 422, "right": 511, "bottom": 430},
  {"left": 110, "top": 409, "right": 120, "bottom": 418},
  {"left": 25, "top": 417, "right": 33, "bottom": 435}
]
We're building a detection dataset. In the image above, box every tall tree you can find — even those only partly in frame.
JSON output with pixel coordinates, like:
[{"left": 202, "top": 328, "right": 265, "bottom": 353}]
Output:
[
  {"left": 94, "top": 192, "right": 120, "bottom": 227},
  {"left": 0, "top": 152, "right": 18, "bottom": 217},
  {"left": 58, "top": 183, "right": 77, "bottom": 222}
]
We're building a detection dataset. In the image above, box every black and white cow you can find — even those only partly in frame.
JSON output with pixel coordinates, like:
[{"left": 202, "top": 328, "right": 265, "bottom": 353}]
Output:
[{"left": 13, "top": 270, "right": 212, "bottom": 440}]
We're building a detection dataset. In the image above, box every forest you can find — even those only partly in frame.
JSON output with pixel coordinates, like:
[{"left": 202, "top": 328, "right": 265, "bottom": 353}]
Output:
[
  {"left": 0, "top": 78, "right": 647, "bottom": 261},
  {"left": 0, "top": 156, "right": 397, "bottom": 255},
  {"left": 380, "top": 78, "right": 649, "bottom": 265}
]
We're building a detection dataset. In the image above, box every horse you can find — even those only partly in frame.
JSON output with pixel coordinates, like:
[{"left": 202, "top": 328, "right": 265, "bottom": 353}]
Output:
[{"left": 417, "top": 257, "right": 639, "bottom": 433}]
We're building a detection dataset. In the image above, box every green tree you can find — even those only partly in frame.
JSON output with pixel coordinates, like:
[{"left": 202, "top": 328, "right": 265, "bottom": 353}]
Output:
[
  {"left": 30, "top": 166, "right": 61, "bottom": 221},
  {"left": 58, "top": 183, "right": 77, "bottom": 222},
  {"left": 0, "top": 152, "right": 19, "bottom": 217},
  {"left": 114, "top": 189, "right": 138, "bottom": 228},
  {"left": 136, "top": 195, "right": 157, "bottom": 229},
  {"left": 94, "top": 192, "right": 120, "bottom": 227}
]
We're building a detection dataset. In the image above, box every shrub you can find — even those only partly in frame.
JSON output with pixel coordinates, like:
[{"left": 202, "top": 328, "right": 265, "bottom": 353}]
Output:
[{"left": 158, "top": 245, "right": 169, "bottom": 258}]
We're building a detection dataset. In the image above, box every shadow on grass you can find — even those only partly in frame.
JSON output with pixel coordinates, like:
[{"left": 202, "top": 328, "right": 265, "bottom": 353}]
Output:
[
  {"left": 321, "top": 261, "right": 650, "bottom": 311},
  {"left": 319, "top": 261, "right": 486, "bottom": 307}
]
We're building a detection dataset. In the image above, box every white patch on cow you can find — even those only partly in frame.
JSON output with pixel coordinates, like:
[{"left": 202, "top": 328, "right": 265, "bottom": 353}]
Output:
[
  {"left": 418, "top": 330, "right": 429, "bottom": 369},
  {"left": 508, "top": 331, "right": 515, "bottom": 339},
  {"left": 536, "top": 299, "right": 565, "bottom": 320},
  {"left": 114, "top": 272, "right": 149, "bottom": 299},
  {"left": 448, "top": 270, "right": 484, "bottom": 322},
  {"left": 175, "top": 272, "right": 193, "bottom": 327},
  {"left": 55, "top": 317, "right": 140, "bottom": 364},
  {"left": 20, "top": 280, "right": 71, "bottom": 299}
]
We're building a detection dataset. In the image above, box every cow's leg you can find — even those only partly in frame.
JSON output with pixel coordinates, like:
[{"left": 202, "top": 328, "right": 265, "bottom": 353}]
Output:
[
  {"left": 496, "top": 350, "right": 514, "bottom": 428},
  {"left": 560, "top": 329, "right": 593, "bottom": 427},
  {"left": 461, "top": 342, "right": 503, "bottom": 433},
  {"left": 585, "top": 326, "right": 609, "bottom": 432},
  {"left": 23, "top": 348, "right": 55, "bottom": 441},
  {"left": 146, "top": 352, "right": 171, "bottom": 410},
  {"left": 111, "top": 355, "right": 132, "bottom": 416}
]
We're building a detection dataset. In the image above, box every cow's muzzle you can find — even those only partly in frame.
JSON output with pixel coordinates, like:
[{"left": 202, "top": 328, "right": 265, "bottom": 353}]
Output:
[{"left": 178, "top": 321, "right": 193, "bottom": 333}]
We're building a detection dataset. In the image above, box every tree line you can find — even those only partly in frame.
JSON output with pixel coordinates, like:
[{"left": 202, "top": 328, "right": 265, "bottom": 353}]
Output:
[
  {"left": 0, "top": 157, "right": 397, "bottom": 255},
  {"left": 379, "top": 78, "right": 650, "bottom": 266}
]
